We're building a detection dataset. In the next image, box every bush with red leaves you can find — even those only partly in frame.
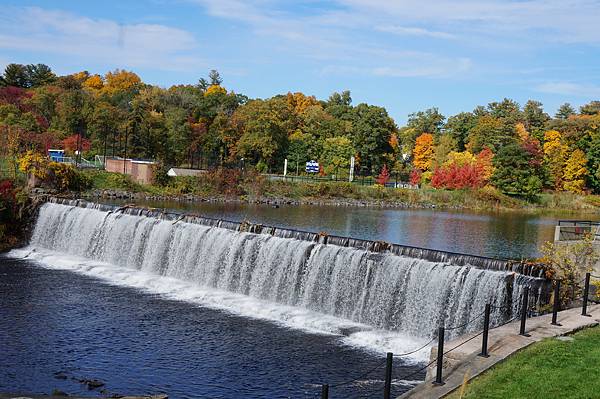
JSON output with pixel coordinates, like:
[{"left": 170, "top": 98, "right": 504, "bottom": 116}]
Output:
[{"left": 409, "top": 169, "right": 422, "bottom": 186}]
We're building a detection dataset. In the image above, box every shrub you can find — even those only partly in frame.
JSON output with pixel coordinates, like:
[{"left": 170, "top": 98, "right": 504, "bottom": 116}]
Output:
[
  {"left": 409, "top": 169, "right": 422, "bottom": 185},
  {"left": 168, "top": 176, "right": 196, "bottom": 195},
  {"left": 18, "top": 151, "right": 49, "bottom": 179},
  {"left": 106, "top": 172, "right": 139, "bottom": 191},
  {"left": 541, "top": 235, "right": 599, "bottom": 305},
  {"left": 47, "top": 162, "right": 91, "bottom": 192},
  {"left": 200, "top": 168, "right": 247, "bottom": 196},
  {"left": 152, "top": 163, "right": 171, "bottom": 187}
]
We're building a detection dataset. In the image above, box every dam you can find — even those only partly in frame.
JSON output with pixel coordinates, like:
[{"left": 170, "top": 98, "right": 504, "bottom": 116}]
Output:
[{"left": 3, "top": 199, "right": 550, "bottom": 397}]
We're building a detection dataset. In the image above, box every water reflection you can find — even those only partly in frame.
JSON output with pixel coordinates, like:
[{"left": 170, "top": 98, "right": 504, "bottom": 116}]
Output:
[{"left": 105, "top": 199, "right": 596, "bottom": 259}]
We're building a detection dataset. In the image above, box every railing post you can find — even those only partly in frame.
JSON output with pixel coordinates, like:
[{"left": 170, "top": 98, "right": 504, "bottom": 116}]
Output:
[
  {"left": 384, "top": 352, "right": 393, "bottom": 399},
  {"left": 321, "top": 384, "right": 329, "bottom": 399},
  {"left": 582, "top": 273, "right": 591, "bottom": 317},
  {"left": 480, "top": 304, "right": 491, "bottom": 357},
  {"left": 519, "top": 287, "right": 529, "bottom": 336},
  {"left": 433, "top": 327, "right": 445, "bottom": 386},
  {"left": 551, "top": 280, "right": 561, "bottom": 326}
]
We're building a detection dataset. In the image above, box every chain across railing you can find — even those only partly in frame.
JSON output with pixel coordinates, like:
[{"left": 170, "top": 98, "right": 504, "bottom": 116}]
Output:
[{"left": 317, "top": 273, "right": 599, "bottom": 399}]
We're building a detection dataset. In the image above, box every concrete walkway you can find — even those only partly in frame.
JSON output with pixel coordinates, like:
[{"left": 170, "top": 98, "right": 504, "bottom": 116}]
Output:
[{"left": 398, "top": 304, "right": 600, "bottom": 399}]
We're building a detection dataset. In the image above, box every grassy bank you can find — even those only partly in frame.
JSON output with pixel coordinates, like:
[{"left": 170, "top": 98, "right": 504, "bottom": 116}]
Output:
[
  {"left": 448, "top": 326, "right": 600, "bottom": 399},
  {"left": 81, "top": 169, "right": 600, "bottom": 212}
]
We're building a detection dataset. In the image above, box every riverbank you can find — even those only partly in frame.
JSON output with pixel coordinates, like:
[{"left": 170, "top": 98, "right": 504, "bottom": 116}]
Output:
[
  {"left": 445, "top": 325, "right": 600, "bottom": 399},
  {"left": 80, "top": 170, "right": 600, "bottom": 213},
  {"left": 401, "top": 305, "right": 600, "bottom": 399},
  {"left": 0, "top": 179, "right": 38, "bottom": 253}
]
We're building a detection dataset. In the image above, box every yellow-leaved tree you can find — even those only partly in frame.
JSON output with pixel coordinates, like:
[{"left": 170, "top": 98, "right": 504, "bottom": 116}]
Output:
[
  {"left": 543, "top": 130, "right": 568, "bottom": 189},
  {"left": 103, "top": 69, "right": 142, "bottom": 95},
  {"left": 413, "top": 133, "right": 434, "bottom": 171},
  {"left": 84, "top": 74, "right": 104, "bottom": 90},
  {"left": 443, "top": 150, "right": 476, "bottom": 167},
  {"left": 286, "top": 92, "right": 319, "bottom": 115},
  {"left": 563, "top": 149, "right": 588, "bottom": 193},
  {"left": 205, "top": 85, "right": 227, "bottom": 96}
]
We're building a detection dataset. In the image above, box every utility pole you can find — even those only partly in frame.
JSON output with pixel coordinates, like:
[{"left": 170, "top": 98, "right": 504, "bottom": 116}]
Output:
[
  {"left": 103, "top": 129, "right": 108, "bottom": 169},
  {"left": 123, "top": 125, "right": 129, "bottom": 174}
]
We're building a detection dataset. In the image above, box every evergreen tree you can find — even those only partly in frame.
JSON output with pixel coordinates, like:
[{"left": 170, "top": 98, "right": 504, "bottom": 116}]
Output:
[
  {"left": 492, "top": 143, "right": 542, "bottom": 198},
  {"left": 555, "top": 103, "right": 575, "bottom": 119}
]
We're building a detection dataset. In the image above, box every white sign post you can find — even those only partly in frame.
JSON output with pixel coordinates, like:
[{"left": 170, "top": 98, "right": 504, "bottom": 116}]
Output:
[
  {"left": 284, "top": 158, "right": 288, "bottom": 177},
  {"left": 349, "top": 156, "right": 355, "bottom": 182}
]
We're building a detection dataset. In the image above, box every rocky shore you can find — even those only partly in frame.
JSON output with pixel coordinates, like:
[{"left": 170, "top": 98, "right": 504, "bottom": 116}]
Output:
[{"left": 79, "top": 188, "right": 442, "bottom": 209}]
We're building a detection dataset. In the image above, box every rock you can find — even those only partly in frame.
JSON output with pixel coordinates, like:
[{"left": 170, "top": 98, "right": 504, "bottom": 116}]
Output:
[
  {"left": 53, "top": 372, "right": 68, "bottom": 380},
  {"left": 76, "top": 378, "right": 105, "bottom": 389},
  {"left": 51, "top": 389, "right": 69, "bottom": 396}
]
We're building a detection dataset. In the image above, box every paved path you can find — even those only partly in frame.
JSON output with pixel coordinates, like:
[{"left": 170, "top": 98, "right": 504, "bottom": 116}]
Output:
[{"left": 399, "top": 304, "right": 600, "bottom": 399}]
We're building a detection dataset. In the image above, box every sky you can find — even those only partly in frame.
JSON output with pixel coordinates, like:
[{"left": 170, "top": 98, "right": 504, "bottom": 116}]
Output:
[{"left": 1, "top": 0, "right": 599, "bottom": 124}]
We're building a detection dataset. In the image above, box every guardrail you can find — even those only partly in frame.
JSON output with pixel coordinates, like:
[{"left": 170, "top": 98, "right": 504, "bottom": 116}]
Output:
[
  {"left": 555, "top": 220, "right": 600, "bottom": 241},
  {"left": 317, "top": 273, "right": 599, "bottom": 398}
]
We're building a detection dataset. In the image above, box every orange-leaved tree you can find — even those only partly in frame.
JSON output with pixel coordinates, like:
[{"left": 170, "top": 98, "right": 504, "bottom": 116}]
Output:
[{"left": 412, "top": 133, "right": 434, "bottom": 171}]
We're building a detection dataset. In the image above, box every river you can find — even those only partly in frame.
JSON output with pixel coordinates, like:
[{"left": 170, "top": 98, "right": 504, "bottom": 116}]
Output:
[
  {"left": 0, "top": 200, "right": 592, "bottom": 398},
  {"left": 103, "top": 199, "right": 599, "bottom": 259}
]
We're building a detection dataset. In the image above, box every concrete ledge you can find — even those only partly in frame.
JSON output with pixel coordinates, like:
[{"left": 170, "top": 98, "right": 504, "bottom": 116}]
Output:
[{"left": 399, "top": 304, "right": 600, "bottom": 399}]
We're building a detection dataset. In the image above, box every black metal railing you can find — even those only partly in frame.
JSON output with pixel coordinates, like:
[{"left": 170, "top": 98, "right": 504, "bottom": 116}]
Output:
[{"left": 317, "top": 274, "right": 599, "bottom": 398}]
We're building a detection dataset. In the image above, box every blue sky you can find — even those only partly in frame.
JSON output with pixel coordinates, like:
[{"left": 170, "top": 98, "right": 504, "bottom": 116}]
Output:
[{"left": 1, "top": 0, "right": 599, "bottom": 124}]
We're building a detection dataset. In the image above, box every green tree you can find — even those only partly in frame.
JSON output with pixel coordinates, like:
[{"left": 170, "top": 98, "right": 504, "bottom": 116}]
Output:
[
  {"left": 580, "top": 101, "right": 600, "bottom": 116},
  {"left": 208, "top": 69, "right": 223, "bottom": 86},
  {"left": 407, "top": 107, "right": 445, "bottom": 136},
  {"left": 523, "top": 100, "right": 549, "bottom": 140},
  {"left": 555, "top": 103, "right": 575, "bottom": 119},
  {"left": 25, "top": 64, "right": 56, "bottom": 87},
  {"left": 467, "top": 115, "right": 514, "bottom": 153},
  {"left": 433, "top": 134, "right": 458, "bottom": 168},
  {"left": 492, "top": 143, "right": 542, "bottom": 198},
  {"left": 287, "top": 130, "right": 314, "bottom": 172},
  {"left": 320, "top": 136, "right": 355, "bottom": 175},
  {"left": 2, "top": 64, "right": 28, "bottom": 88},
  {"left": 232, "top": 98, "right": 291, "bottom": 170},
  {"left": 87, "top": 101, "right": 123, "bottom": 159},
  {"left": 351, "top": 103, "right": 396, "bottom": 173},
  {"left": 586, "top": 130, "right": 600, "bottom": 193},
  {"left": 445, "top": 112, "right": 477, "bottom": 151}
]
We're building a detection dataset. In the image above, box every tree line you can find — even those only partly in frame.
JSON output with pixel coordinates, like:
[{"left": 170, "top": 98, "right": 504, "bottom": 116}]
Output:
[{"left": 1, "top": 62, "right": 600, "bottom": 196}]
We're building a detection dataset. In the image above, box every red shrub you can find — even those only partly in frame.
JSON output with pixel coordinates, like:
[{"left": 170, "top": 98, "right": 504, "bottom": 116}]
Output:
[
  {"left": 409, "top": 169, "right": 422, "bottom": 185},
  {"left": 376, "top": 164, "right": 390, "bottom": 185},
  {"left": 431, "top": 163, "right": 485, "bottom": 190}
]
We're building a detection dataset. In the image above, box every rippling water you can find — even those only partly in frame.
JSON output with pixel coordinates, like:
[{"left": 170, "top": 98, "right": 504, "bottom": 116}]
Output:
[{"left": 0, "top": 257, "right": 423, "bottom": 398}]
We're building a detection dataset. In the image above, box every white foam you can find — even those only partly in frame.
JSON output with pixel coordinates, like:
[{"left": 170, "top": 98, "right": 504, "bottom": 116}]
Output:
[{"left": 9, "top": 247, "right": 431, "bottom": 361}]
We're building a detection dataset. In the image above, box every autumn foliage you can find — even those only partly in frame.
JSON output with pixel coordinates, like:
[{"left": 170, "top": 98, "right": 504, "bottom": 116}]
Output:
[
  {"left": 412, "top": 133, "right": 434, "bottom": 171},
  {"left": 62, "top": 134, "right": 91, "bottom": 154},
  {"left": 431, "top": 148, "right": 494, "bottom": 189},
  {"left": 376, "top": 164, "right": 390, "bottom": 185}
]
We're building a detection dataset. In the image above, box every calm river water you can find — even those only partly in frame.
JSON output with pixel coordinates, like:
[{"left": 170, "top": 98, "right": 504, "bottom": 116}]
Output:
[{"left": 110, "top": 200, "right": 599, "bottom": 259}]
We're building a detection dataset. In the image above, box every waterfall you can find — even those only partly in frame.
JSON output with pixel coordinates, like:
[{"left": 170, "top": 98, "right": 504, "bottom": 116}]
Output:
[{"left": 18, "top": 201, "right": 548, "bottom": 345}]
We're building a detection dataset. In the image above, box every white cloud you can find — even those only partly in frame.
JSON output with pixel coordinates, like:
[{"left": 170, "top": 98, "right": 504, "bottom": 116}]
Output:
[
  {"left": 192, "top": 0, "right": 472, "bottom": 78},
  {"left": 337, "top": 0, "right": 600, "bottom": 44},
  {"left": 535, "top": 82, "right": 600, "bottom": 97},
  {"left": 376, "top": 25, "right": 456, "bottom": 40},
  {"left": 0, "top": 7, "right": 204, "bottom": 71}
]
